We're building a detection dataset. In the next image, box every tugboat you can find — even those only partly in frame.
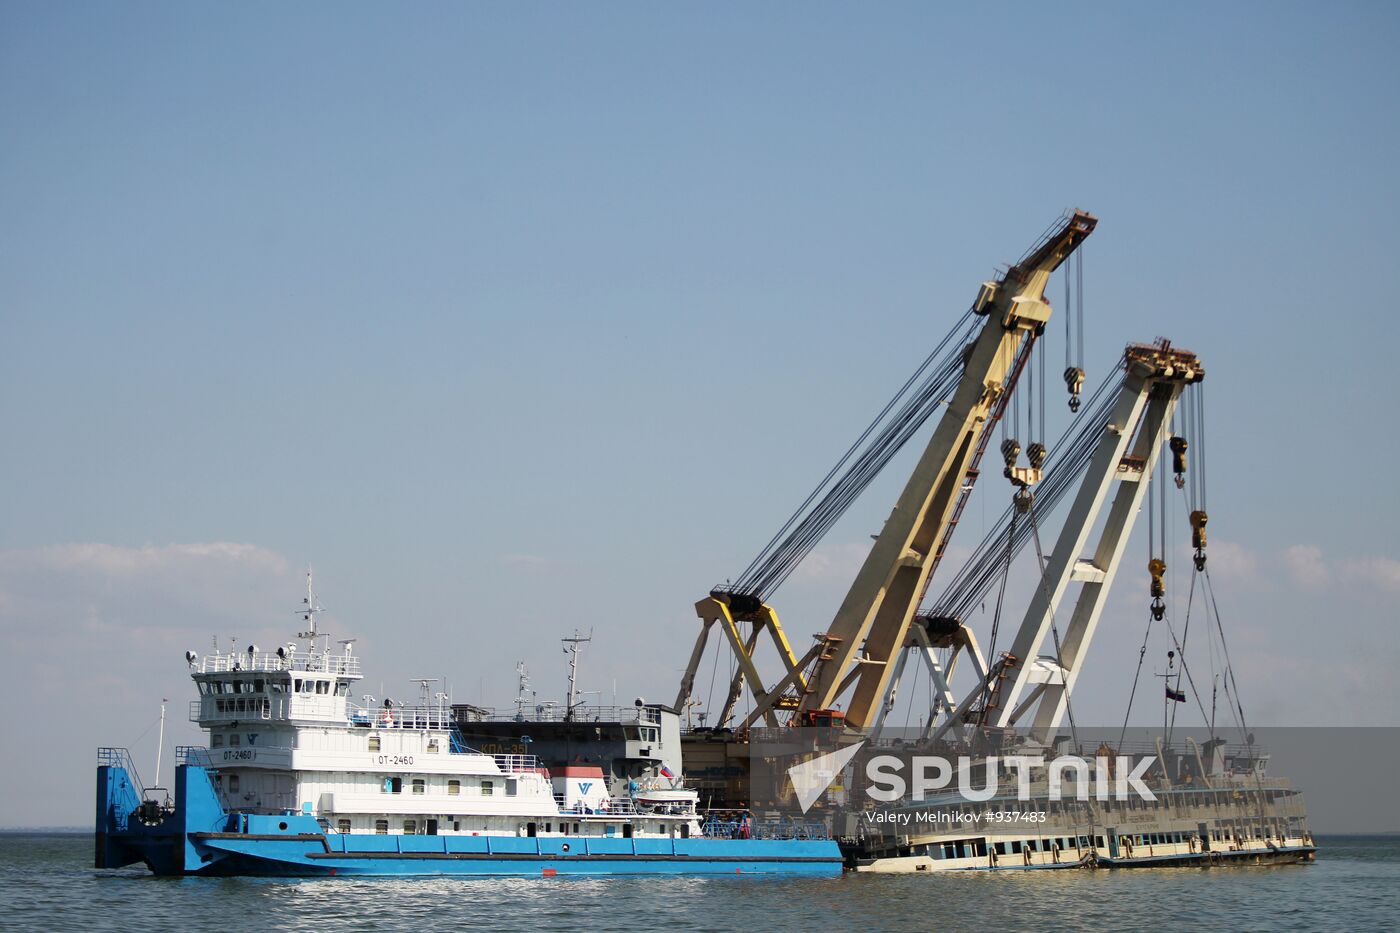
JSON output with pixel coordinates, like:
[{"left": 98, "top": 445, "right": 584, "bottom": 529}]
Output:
[{"left": 95, "top": 574, "right": 842, "bottom": 877}]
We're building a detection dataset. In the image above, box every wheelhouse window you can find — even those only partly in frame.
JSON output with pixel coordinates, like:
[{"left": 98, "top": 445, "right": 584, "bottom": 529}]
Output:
[
  {"left": 227, "top": 775, "right": 240, "bottom": 792},
  {"left": 427, "top": 739, "right": 439, "bottom": 754},
  {"left": 211, "top": 734, "right": 224, "bottom": 748},
  {"left": 229, "top": 733, "right": 240, "bottom": 747},
  {"left": 368, "top": 736, "right": 381, "bottom": 752},
  {"left": 448, "top": 780, "right": 461, "bottom": 796},
  {"left": 412, "top": 779, "right": 425, "bottom": 795},
  {"left": 480, "top": 780, "right": 494, "bottom": 796}
]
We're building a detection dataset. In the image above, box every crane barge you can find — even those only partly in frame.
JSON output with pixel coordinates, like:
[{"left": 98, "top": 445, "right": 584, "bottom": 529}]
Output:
[{"left": 677, "top": 211, "right": 1315, "bottom": 871}]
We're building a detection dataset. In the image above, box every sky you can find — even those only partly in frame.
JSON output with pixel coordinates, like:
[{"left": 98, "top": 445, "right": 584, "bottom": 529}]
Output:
[{"left": 2, "top": 2, "right": 1398, "bottom": 827}]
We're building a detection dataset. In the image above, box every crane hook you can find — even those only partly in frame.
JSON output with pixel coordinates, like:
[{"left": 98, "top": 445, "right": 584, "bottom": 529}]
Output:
[
  {"left": 1190, "top": 510, "right": 1208, "bottom": 571},
  {"left": 1149, "top": 558, "right": 1167, "bottom": 620},
  {"left": 1064, "top": 367, "right": 1085, "bottom": 413},
  {"left": 1170, "top": 436, "right": 1188, "bottom": 489}
]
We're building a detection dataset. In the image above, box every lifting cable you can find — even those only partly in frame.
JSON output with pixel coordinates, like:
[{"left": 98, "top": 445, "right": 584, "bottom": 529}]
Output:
[
  {"left": 927, "top": 359, "right": 1124, "bottom": 624},
  {"left": 722, "top": 309, "right": 978, "bottom": 601}
]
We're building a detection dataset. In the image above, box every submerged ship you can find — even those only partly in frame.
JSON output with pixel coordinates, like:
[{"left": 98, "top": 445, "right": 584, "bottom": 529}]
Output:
[
  {"left": 669, "top": 210, "right": 1316, "bottom": 872},
  {"left": 95, "top": 577, "right": 841, "bottom": 877}
]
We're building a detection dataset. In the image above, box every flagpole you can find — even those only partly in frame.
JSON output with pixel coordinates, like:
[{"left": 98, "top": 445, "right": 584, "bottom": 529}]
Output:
[{"left": 154, "top": 698, "right": 167, "bottom": 795}]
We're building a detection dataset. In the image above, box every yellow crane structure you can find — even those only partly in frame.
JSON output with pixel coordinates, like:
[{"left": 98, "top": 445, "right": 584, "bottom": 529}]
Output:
[{"left": 675, "top": 210, "right": 1096, "bottom": 733}]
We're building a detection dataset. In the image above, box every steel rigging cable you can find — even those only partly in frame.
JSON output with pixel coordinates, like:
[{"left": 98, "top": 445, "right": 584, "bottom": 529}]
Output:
[{"left": 721, "top": 309, "right": 978, "bottom": 602}]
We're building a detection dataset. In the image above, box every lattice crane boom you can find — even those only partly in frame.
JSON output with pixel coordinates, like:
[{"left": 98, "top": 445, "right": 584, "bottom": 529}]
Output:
[{"left": 798, "top": 210, "right": 1097, "bottom": 729}]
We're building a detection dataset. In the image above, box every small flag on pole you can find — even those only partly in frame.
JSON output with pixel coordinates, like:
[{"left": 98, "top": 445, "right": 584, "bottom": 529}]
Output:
[{"left": 1166, "top": 685, "right": 1187, "bottom": 703}]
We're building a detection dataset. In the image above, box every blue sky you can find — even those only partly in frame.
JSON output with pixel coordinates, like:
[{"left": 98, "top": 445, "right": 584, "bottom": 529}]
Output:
[{"left": 2, "top": 2, "right": 1398, "bottom": 825}]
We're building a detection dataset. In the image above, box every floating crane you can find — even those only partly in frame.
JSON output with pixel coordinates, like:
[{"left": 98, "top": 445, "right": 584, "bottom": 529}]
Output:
[
  {"left": 675, "top": 210, "right": 1096, "bottom": 732},
  {"left": 867, "top": 340, "right": 1207, "bottom": 744}
]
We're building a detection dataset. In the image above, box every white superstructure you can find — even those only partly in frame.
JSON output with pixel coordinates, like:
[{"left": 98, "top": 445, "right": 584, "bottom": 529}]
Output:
[{"left": 181, "top": 573, "right": 702, "bottom": 841}]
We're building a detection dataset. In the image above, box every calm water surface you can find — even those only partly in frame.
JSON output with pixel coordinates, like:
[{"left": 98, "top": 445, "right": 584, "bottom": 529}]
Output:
[{"left": 1, "top": 834, "right": 1397, "bottom": 932}]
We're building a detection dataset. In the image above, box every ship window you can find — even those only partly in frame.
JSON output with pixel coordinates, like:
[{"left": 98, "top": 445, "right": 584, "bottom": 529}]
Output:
[
  {"left": 505, "top": 779, "right": 518, "bottom": 797},
  {"left": 211, "top": 735, "right": 224, "bottom": 748},
  {"left": 368, "top": 736, "right": 381, "bottom": 752},
  {"left": 294, "top": 679, "right": 303, "bottom": 692},
  {"left": 316, "top": 681, "right": 329, "bottom": 695},
  {"left": 481, "top": 780, "right": 494, "bottom": 796},
  {"left": 448, "top": 780, "right": 461, "bottom": 796},
  {"left": 412, "top": 779, "right": 425, "bottom": 795},
  {"left": 337, "top": 819, "right": 351, "bottom": 833},
  {"left": 403, "top": 820, "right": 416, "bottom": 834},
  {"left": 228, "top": 775, "right": 240, "bottom": 792},
  {"left": 336, "top": 683, "right": 349, "bottom": 697},
  {"left": 390, "top": 777, "right": 402, "bottom": 794},
  {"left": 428, "top": 739, "right": 439, "bottom": 754},
  {"left": 375, "top": 820, "right": 388, "bottom": 834},
  {"left": 230, "top": 733, "right": 240, "bottom": 747},
  {"left": 253, "top": 679, "right": 264, "bottom": 692}
]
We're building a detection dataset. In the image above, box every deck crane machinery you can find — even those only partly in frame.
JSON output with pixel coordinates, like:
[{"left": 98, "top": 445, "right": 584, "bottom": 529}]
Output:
[
  {"left": 675, "top": 210, "right": 1096, "bottom": 733},
  {"left": 881, "top": 339, "right": 1207, "bottom": 746}
]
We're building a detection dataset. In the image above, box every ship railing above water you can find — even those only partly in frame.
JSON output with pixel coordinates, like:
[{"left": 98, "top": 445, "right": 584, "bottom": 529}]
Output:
[
  {"left": 97, "top": 747, "right": 146, "bottom": 790},
  {"left": 457, "top": 704, "right": 664, "bottom": 726},
  {"left": 349, "top": 705, "right": 454, "bottom": 730},
  {"left": 193, "top": 650, "right": 361, "bottom": 677},
  {"left": 491, "top": 753, "right": 541, "bottom": 773},
  {"left": 176, "top": 745, "right": 213, "bottom": 767}
]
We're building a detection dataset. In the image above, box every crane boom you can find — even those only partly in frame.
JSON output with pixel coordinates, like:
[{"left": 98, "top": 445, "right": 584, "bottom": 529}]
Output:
[{"left": 798, "top": 210, "right": 1097, "bottom": 729}]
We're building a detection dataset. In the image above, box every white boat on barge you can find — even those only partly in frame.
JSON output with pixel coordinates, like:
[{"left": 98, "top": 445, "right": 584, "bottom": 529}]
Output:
[{"left": 94, "top": 576, "right": 841, "bottom": 877}]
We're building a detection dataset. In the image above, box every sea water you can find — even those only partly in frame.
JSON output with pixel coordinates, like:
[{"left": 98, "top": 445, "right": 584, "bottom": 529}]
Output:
[{"left": 2, "top": 833, "right": 1397, "bottom": 932}]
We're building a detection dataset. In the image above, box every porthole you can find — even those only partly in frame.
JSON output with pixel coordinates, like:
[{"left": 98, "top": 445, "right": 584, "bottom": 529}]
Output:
[{"left": 278, "top": 821, "right": 288, "bottom": 830}]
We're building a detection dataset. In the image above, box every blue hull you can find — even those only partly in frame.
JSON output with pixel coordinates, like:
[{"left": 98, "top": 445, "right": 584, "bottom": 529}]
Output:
[{"left": 97, "top": 764, "right": 842, "bottom": 878}]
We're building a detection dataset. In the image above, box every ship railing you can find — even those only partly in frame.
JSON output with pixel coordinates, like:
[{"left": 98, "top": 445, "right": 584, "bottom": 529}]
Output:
[
  {"left": 97, "top": 747, "right": 146, "bottom": 792},
  {"left": 349, "top": 705, "right": 454, "bottom": 731},
  {"left": 467, "top": 705, "right": 664, "bottom": 725},
  {"left": 176, "top": 746, "right": 215, "bottom": 767},
  {"left": 491, "top": 753, "right": 541, "bottom": 773},
  {"left": 551, "top": 796, "right": 647, "bottom": 817},
  {"left": 194, "top": 650, "right": 361, "bottom": 677},
  {"left": 700, "top": 812, "right": 825, "bottom": 841}
]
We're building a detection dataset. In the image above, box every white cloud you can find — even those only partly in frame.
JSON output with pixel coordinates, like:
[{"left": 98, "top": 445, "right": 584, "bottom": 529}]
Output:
[
  {"left": 1202, "top": 539, "right": 1258, "bottom": 581},
  {"left": 1340, "top": 556, "right": 1400, "bottom": 592},
  {"left": 1282, "top": 544, "right": 1329, "bottom": 589},
  {"left": 1, "top": 541, "right": 287, "bottom": 577},
  {"left": 0, "top": 542, "right": 296, "bottom": 828}
]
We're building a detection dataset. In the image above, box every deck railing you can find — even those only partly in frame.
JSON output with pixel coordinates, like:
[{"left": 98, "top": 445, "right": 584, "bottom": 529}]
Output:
[{"left": 193, "top": 650, "right": 361, "bottom": 677}]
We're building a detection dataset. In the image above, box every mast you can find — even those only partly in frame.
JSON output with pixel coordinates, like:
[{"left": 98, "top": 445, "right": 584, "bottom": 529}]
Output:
[
  {"left": 153, "top": 698, "right": 166, "bottom": 795},
  {"left": 562, "top": 629, "right": 592, "bottom": 721},
  {"left": 297, "top": 568, "right": 324, "bottom": 639}
]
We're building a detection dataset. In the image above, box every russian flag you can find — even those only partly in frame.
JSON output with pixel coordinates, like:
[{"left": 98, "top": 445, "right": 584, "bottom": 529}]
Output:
[{"left": 659, "top": 765, "right": 676, "bottom": 779}]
